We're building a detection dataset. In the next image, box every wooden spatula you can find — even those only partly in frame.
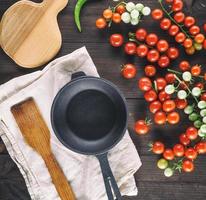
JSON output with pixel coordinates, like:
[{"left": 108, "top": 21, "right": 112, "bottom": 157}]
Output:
[{"left": 11, "top": 98, "right": 75, "bottom": 200}]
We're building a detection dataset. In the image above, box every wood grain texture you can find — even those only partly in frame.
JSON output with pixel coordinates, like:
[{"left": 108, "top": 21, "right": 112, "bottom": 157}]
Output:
[
  {"left": 0, "top": 0, "right": 68, "bottom": 68},
  {"left": 11, "top": 98, "right": 75, "bottom": 200},
  {"left": 0, "top": 0, "right": 206, "bottom": 200}
]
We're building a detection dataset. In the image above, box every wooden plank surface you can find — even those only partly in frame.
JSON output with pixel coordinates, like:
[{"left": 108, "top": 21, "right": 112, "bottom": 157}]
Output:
[{"left": 0, "top": 0, "right": 206, "bottom": 200}]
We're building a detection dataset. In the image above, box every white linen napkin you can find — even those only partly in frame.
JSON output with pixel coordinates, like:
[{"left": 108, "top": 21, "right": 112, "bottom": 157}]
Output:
[{"left": 0, "top": 47, "right": 141, "bottom": 200}]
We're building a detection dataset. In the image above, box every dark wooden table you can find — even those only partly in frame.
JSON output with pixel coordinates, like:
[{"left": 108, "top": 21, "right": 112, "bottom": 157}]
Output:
[{"left": 1, "top": 0, "right": 206, "bottom": 199}]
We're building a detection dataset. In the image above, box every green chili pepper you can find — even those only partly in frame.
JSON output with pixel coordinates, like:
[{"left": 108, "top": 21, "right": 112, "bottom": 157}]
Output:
[{"left": 74, "top": 0, "right": 87, "bottom": 32}]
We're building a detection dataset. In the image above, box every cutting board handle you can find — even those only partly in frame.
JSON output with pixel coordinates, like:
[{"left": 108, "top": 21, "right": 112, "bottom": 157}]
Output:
[{"left": 43, "top": 0, "right": 69, "bottom": 11}]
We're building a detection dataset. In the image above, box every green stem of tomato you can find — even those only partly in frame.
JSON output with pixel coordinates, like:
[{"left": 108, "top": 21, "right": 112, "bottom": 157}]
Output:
[
  {"left": 174, "top": 74, "right": 199, "bottom": 104},
  {"left": 158, "top": 0, "right": 191, "bottom": 39},
  {"left": 167, "top": 68, "right": 182, "bottom": 75}
]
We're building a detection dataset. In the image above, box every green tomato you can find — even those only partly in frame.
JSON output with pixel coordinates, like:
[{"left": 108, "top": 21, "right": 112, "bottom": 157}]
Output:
[
  {"left": 131, "top": 9, "right": 140, "bottom": 19},
  {"left": 182, "top": 71, "right": 192, "bottom": 82},
  {"left": 194, "top": 120, "right": 202, "bottom": 128},
  {"left": 198, "top": 129, "right": 206, "bottom": 137},
  {"left": 184, "top": 105, "right": 194, "bottom": 115},
  {"left": 126, "top": 2, "right": 136, "bottom": 12},
  {"left": 121, "top": 12, "right": 131, "bottom": 23},
  {"left": 200, "top": 124, "right": 206, "bottom": 133},
  {"left": 165, "top": 84, "right": 175, "bottom": 94},
  {"left": 189, "top": 113, "right": 199, "bottom": 121},
  {"left": 192, "top": 87, "right": 201, "bottom": 97},
  {"left": 203, "top": 116, "right": 206, "bottom": 124},
  {"left": 142, "top": 6, "right": 151, "bottom": 16},
  {"left": 194, "top": 42, "right": 203, "bottom": 51},
  {"left": 198, "top": 101, "right": 206, "bottom": 109},
  {"left": 200, "top": 109, "right": 206, "bottom": 117},
  {"left": 157, "top": 159, "right": 169, "bottom": 170},
  {"left": 130, "top": 18, "right": 139, "bottom": 25},
  {"left": 135, "top": 3, "right": 144, "bottom": 11},
  {"left": 164, "top": 168, "right": 174, "bottom": 177},
  {"left": 177, "top": 90, "right": 187, "bottom": 99}
]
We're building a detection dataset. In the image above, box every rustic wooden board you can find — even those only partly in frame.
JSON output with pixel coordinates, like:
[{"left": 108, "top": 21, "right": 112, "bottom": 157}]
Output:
[
  {"left": 0, "top": 0, "right": 68, "bottom": 68},
  {"left": 0, "top": 0, "right": 206, "bottom": 200}
]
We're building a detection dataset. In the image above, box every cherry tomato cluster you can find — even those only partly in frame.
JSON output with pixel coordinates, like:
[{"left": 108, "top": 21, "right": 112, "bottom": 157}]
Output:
[
  {"left": 151, "top": 129, "right": 206, "bottom": 177},
  {"left": 137, "top": 75, "right": 182, "bottom": 126},
  {"left": 128, "top": 28, "right": 179, "bottom": 68},
  {"left": 152, "top": 0, "right": 206, "bottom": 54}
]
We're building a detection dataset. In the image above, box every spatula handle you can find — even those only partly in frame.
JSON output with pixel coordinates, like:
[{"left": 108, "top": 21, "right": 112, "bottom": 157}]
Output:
[{"left": 43, "top": 153, "right": 76, "bottom": 200}]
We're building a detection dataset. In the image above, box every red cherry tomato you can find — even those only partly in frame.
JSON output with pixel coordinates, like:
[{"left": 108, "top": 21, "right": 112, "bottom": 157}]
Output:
[
  {"left": 116, "top": 4, "right": 126, "bottom": 14},
  {"left": 183, "top": 38, "right": 193, "bottom": 48},
  {"left": 146, "top": 33, "right": 158, "bottom": 46},
  {"left": 152, "top": 141, "right": 165, "bottom": 154},
  {"left": 158, "top": 91, "right": 171, "bottom": 102},
  {"left": 163, "top": 149, "right": 175, "bottom": 160},
  {"left": 182, "top": 160, "right": 194, "bottom": 172},
  {"left": 179, "top": 60, "right": 190, "bottom": 71},
  {"left": 110, "top": 34, "right": 124, "bottom": 47},
  {"left": 184, "top": 16, "right": 195, "bottom": 28},
  {"left": 138, "top": 77, "right": 152, "bottom": 92},
  {"left": 144, "top": 90, "right": 158, "bottom": 102},
  {"left": 158, "top": 55, "right": 170, "bottom": 68},
  {"left": 195, "top": 33, "right": 205, "bottom": 44},
  {"left": 160, "top": 18, "right": 171, "bottom": 30},
  {"left": 167, "top": 47, "right": 179, "bottom": 59},
  {"left": 175, "top": 99, "right": 187, "bottom": 109},
  {"left": 174, "top": 12, "right": 185, "bottom": 23},
  {"left": 124, "top": 42, "right": 137, "bottom": 55},
  {"left": 165, "top": 73, "right": 176, "bottom": 83},
  {"left": 134, "top": 120, "right": 150, "bottom": 135},
  {"left": 163, "top": 100, "right": 176, "bottom": 112},
  {"left": 149, "top": 100, "right": 162, "bottom": 114},
  {"left": 157, "top": 40, "right": 169, "bottom": 52},
  {"left": 166, "top": 0, "right": 174, "bottom": 3},
  {"left": 180, "top": 81, "right": 188, "bottom": 90},
  {"left": 185, "top": 148, "right": 198, "bottom": 160},
  {"left": 195, "top": 82, "right": 204, "bottom": 90},
  {"left": 152, "top": 9, "right": 163, "bottom": 20},
  {"left": 175, "top": 32, "right": 186, "bottom": 43},
  {"left": 168, "top": 25, "right": 179, "bottom": 36},
  {"left": 136, "top": 45, "right": 148, "bottom": 57},
  {"left": 135, "top": 28, "right": 147, "bottom": 41},
  {"left": 154, "top": 111, "right": 167, "bottom": 125},
  {"left": 167, "top": 111, "right": 180, "bottom": 124},
  {"left": 121, "top": 64, "right": 137, "bottom": 79},
  {"left": 156, "top": 78, "right": 167, "bottom": 91},
  {"left": 172, "top": 0, "right": 183, "bottom": 12},
  {"left": 144, "top": 65, "right": 156, "bottom": 77},
  {"left": 147, "top": 49, "right": 160, "bottom": 63},
  {"left": 173, "top": 144, "right": 185, "bottom": 157},
  {"left": 204, "top": 23, "right": 206, "bottom": 33},
  {"left": 179, "top": 133, "right": 190, "bottom": 146},
  {"left": 203, "top": 39, "right": 206, "bottom": 49},
  {"left": 191, "top": 64, "right": 201, "bottom": 76},
  {"left": 195, "top": 142, "right": 206, "bottom": 154},
  {"left": 186, "top": 127, "right": 198, "bottom": 140},
  {"left": 201, "top": 93, "right": 206, "bottom": 101},
  {"left": 189, "top": 25, "right": 200, "bottom": 35}
]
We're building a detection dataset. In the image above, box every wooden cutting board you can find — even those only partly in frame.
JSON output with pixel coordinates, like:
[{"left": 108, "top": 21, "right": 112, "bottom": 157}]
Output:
[
  {"left": 0, "top": 0, "right": 68, "bottom": 68},
  {"left": 11, "top": 98, "right": 76, "bottom": 200}
]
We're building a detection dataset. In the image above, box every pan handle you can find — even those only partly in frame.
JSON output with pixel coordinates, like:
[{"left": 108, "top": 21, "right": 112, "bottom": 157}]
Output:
[
  {"left": 97, "top": 153, "right": 122, "bottom": 200},
  {"left": 71, "top": 71, "right": 86, "bottom": 80}
]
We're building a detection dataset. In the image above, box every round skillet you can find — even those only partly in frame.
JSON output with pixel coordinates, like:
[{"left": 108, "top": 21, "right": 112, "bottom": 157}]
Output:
[{"left": 51, "top": 72, "right": 128, "bottom": 200}]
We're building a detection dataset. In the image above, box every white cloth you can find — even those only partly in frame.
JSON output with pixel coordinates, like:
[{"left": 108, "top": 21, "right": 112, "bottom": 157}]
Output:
[{"left": 0, "top": 47, "right": 141, "bottom": 200}]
